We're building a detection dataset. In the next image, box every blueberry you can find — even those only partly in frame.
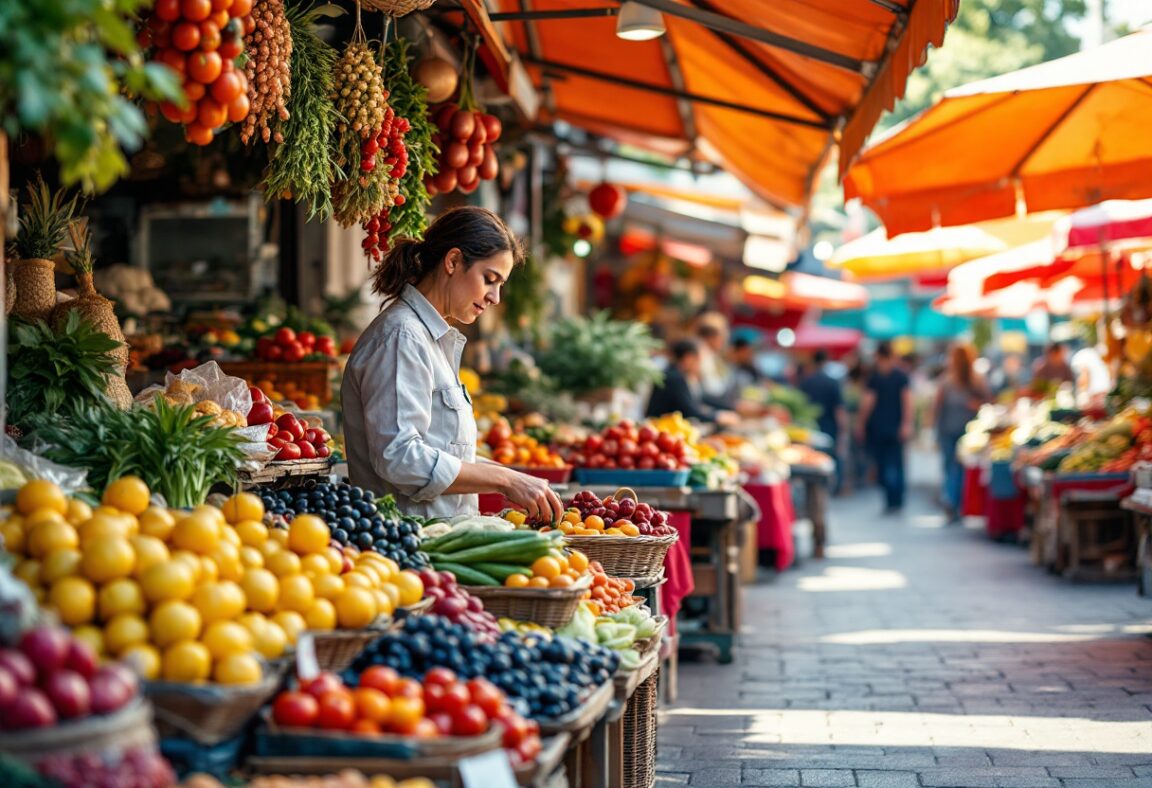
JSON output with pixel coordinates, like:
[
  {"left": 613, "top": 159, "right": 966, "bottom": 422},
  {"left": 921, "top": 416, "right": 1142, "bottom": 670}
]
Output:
[
  {"left": 349, "top": 487, "right": 363, "bottom": 501},
  {"left": 363, "top": 490, "right": 375, "bottom": 502},
  {"left": 356, "top": 532, "right": 373, "bottom": 549},
  {"left": 332, "top": 528, "right": 349, "bottom": 544}
]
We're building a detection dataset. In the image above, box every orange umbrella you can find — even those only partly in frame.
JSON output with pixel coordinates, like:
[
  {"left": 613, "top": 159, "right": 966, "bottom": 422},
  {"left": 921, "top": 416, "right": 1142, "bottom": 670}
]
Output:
[
  {"left": 844, "top": 28, "right": 1152, "bottom": 235},
  {"left": 493, "top": 0, "right": 958, "bottom": 208}
]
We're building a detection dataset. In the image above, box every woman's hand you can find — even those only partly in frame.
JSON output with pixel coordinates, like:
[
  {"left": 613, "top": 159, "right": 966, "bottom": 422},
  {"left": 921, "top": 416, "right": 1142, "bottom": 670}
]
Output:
[{"left": 499, "top": 467, "right": 564, "bottom": 524}]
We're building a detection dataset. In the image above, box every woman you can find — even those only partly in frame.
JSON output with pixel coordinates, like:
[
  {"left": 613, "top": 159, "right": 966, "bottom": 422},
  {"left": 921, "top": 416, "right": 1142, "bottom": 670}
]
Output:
[
  {"left": 342, "top": 207, "right": 563, "bottom": 523},
  {"left": 933, "top": 343, "right": 989, "bottom": 522}
]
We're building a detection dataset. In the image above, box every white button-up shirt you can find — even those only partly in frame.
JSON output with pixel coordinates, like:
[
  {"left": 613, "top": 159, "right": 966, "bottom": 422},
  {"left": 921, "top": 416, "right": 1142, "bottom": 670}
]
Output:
[{"left": 342, "top": 284, "right": 478, "bottom": 519}]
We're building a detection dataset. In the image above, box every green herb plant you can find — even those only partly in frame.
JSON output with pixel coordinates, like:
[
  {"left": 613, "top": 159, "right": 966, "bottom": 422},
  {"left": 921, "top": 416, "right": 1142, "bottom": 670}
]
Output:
[
  {"left": 6, "top": 312, "right": 120, "bottom": 431},
  {"left": 11, "top": 173, "right": 83, "bottom": 261},
  {"left": 32, "top": 398, "right": 245, "bottom": 508},
  {"left": 381, "top": 36, "right": 438, "bottom": 247},
  {"left": 534, "top": 312, "right": 664, "bottom": 395},
  {"left": 264, "top": 1, "right": 344, "bottom": 221}
]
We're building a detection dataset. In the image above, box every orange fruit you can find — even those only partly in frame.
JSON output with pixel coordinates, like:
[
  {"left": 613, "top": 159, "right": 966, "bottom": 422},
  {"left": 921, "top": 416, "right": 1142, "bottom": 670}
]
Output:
[
  {"left": 98, "top": 578, "right": 147, "bottom": 619},
  {"left": 162, "top": 640, "right": 212, "bottom": 682},
  {"left": 65, "top": 499, "right": 93, "bottom": 525},
  {"left": 301, "top": 553, "right": 333, "bottom": 577},
  {"left": 211, "top": 542, "right": 244, "bottom": 582},
  {"left": 277, "top": 574, "right": 315, "bottom": 613},
  {"left": 16, "top": 480, "right": 68, "bottom": 516},
  {"left": 1, "top": 521, "right": 26, "bottom": 554},
  {"left": 562, "top": 510, "right": 581, "bottom": 525},
  {"left": 171, "top": 513, "right": 220, "bottom": 554},
  {"left": 77, "top": 514, "right": 132, "bottom": 546},
  {"left": 234, "top": 519, "right": 268, "bottom": 547},
  {"left": 530, "top": 556, "right": 562, "bottom": 580},
  {"left": 619, "top": 523, "right": 640, "bottom": 537},
  {"left": 82, "top": 536, "right": 136, "bottom": 583},
  {"left": 324, "top": 548, "right": 344, "bottom": 574},
  {"left": 334, "top": 587, "right": 376, "bottom": 629},
  {"left": 528, "top": 576, "right": 550, "bottom": 588},
  {"left": 192, "top": 581, "right": 247, "bottom": 624},
  {"left": 49, "top": 576, "right": 96, "bottom": 625},
  {"left": 271, "top": 610, "right": 306, "bottom": 645},
  {"left": 303, "top": 598, "right": 337, "bottom": 630},
  {"left": 583, "top": 515, "right": 605, "bottom": 531},
  {"left": 121, "top": 643, "right": 161, "bottom": 680},
  {"left": 266, "top": 550, "right": 302, "bottom": 577},
  {"left": 104, "top": 612, "right": 151, "bottom": 655},
  {"left": 130, "top": 535, "right": 171, "bottom": 577},
  {"left": 150, "top": 600, "right": 203, "bottom": 647},
  {"left": 201, "top": 620, "right": 254, "bottom": 659},
  {"left": 192, "top": 504, "right": 226, "bottom": 526},
  {"left": 102, "top": 476, "right": 151, "bottom": 515},
  {"left": 549, "top": 574, "right": 575, "bottom": 588},
  {"left": 394, "top": 571, "right": 424, "bottom": 607},
  {"left": 373, "top": 588, "right": 397, "bottom": 617},
  {"left": 287, "top": 514, "right": 330, "bottom": 555},
  {"left": 214, "top": 652, "right": 262, "bottom": 685},
  {"left": 269, "top": 527, "right": 289, "bottom": 547},
  {"left": 221, "top": 493, "right": 264, "bottom": 525},
  {"left": 27, "top": 520, "right": 78, "bottom": 559},
  {"left": 241, "top": 568, "right": 279, "bottom": 612},
  {"left": 505, "top": 573, "right": 530, "bottom": 588},
  {"left": 353, "top": 687, "right": 392, "bottom": 724},
  {"left": 139, "top": 559, "right": 196, "bottom": 603},
  {"left": 137, "top": 507, "right": 176, "bottom": 541},
  {"left": 342, "top": 571, "right": 374, "bottom": 590},
  {"left": 40, "top": 548, "right": 82, "bottom": 584}
]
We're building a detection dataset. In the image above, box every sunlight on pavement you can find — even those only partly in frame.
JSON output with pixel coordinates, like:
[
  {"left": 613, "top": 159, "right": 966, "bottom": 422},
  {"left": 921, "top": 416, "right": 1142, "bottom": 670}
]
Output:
[
  {"left": 820, "top": 628, "right": 1099, "bottom": 645},
  {"left": 906, "top": 515, "right": 946, "bottom": 529},
  {"left": 824, "top": 542, "right": 893, "bottom": 559},
  {"left": 668, "top": 708, "right": 1151, "bottom": 753},
  {"left": 797, "top": 566, "right": 908, "bottom": 592}
]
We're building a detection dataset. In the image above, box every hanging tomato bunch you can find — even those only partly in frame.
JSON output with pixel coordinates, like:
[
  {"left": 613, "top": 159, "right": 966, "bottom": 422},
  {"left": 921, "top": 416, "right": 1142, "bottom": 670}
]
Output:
[
  {"left": 361, "top": 106, "right": 411, "bottom": 261},
  {"left": 424, "top": 39, "right": 501, "bottom": 197},
  {"left": 143, "top": 0, "right": 254, "bottom": 146}
]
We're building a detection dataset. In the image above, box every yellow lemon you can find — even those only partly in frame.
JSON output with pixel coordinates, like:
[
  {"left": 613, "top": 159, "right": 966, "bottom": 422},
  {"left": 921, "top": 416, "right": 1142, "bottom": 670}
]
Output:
[
  {"left": 91, "top": 507, "right": 138, "bottom": 537},
  {"left": 269, "top": 527, "right": 289, "bottom": 547},
  {"left": 81, "top": 536, "right": 136, "bottom": 583},
  {"left": 171, "top": 513, "right": 220, "bottom": 554},
  {"left": 277, "top": 574, "right": 315, "bottom": 614},
  {"left": 271, "top": 611, "right": 306, "bottom": 645},
  {"left": 220, "top": 526, "right": 241, "bottom": 549},
  {"left": 240, "top": 568, "right": 279, "bottom": 613},
  {"left": 259, "top": 539, "right": 284, "bottom": 560},
  {"left": 13, "top": 559, "right": 41, "bottom": 588},
  {"left": 239, "top": 546, "right": 264, "bottom": 569},
  {"left": 213, "top": 652, "right": 262, "bottom": 685},
  {"left": 198, "top": 556, "right": 219, "bottom": 584},
  {"left": 130, "top": 535, "right": 171, "bottom": 577},
  {"left": 312, "top": 573, "right": 346, "bottom": 602},
  {"left": 49, "top": 576, "right": 95, "bottom": 625},
  {"left": 150, "top": 600, "right": 203, "bottom": 647},
  {"left": 65, "top": 498, "right": 93, "bottom": 526},
  {"left": 120, "top": 643, "right": 161, "bottom": 680},
  {"left": 16, "top": 479, "right": 68, "bottom": 516},
  {"left": 394, "top": 571, "right": 424, "bottom": 607},
  {"left": 72, "top": 625, "right": 105, "bottom": 657},
  {"left": 303, "top": 598, "right": 337, "bottom": 631},
  {"left": 169, "top": 550, "right": 204, "bottom": 582},
  {"left": 210, "top": 542, "right": 243, "bottom": 582},
  {"left": 24, "top": 508, "right": 67, "bottom": 530},
  {"left": 191, "top": 580, "right": 247, "bottom": 624},
  {"left": 40, "top": 548, "right": 82, "bottom": 585},
  {"left": 27, "top": 520, "right": 79, "bottom": 559},
  {"left": 98, "top": 578, "right": 147, "bottom": 620},
  {"left": 200, "top": 620, "right": 254, "bottom": 660},
  {"left": 78, "top": 514, "right": 132, "bottom": 545},
  {"left": 222, "top": 493, "right": 265, "bottom": 525},
  {"left": 266, "top": 550, "right": 302, "bottom": 578},
  {"left": 137, "top": 507, "right": 176, "bottom": 541},
  {"left": 102, "top": 476, "right": 151, "bottom": 516},
  {"left": 191, "top": 504, "right": 226, "bottom": 527},
  {"left": 105, "top": 612, "right": 150, "bottom": 655},
  {"left": 374, "top": 587, "right": 397, "bottom": 617},
  {"left": 324, "top": 547, "right": 344, "bottom": 574},
  {"left": 256, "top": 620, "right": 288, "bottom": 659},
  {"left": 287, "top": 514, "right": 330, "bottom": 555},
  {"left": 161, "top": 641, "right": 212, "bottom": 682},
  {"left": 301, "top": 553, "right": 333, "bottom": 578},
  {"left": 234, "top": 519, "right": 268, "bottom": 548},
  {"left": 237, "top": 612, "right": 268, "bottom": 637},
  {"left": 342, "top": 571, "right": 374, "bottom": 590},
  {"left": 334, "top": 587, "right": 377, "bottom": 629},
  {"left": 139, "top": 559, "right": 196, "bottom": 604}
]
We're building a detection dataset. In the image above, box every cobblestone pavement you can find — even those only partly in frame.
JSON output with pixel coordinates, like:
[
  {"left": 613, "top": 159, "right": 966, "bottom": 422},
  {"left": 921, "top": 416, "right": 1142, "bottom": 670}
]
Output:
[{"left": 656, "top": 490, "right": 1152, "bottom": 788}]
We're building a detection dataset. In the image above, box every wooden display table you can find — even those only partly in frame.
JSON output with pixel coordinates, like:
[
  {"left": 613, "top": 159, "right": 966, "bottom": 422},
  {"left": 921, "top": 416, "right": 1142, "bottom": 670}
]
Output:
[
  {"left": 1120, "top": 497, "right": 1152, "bottom": 595},
  {"left": 790, "top": 464, "right": 834, "bottom": 559}
]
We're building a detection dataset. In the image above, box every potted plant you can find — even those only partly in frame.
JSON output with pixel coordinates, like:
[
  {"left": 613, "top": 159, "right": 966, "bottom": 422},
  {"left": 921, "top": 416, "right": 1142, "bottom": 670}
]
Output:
[{"left": 9, "top": 174, "right": 81, "bottom": 322}]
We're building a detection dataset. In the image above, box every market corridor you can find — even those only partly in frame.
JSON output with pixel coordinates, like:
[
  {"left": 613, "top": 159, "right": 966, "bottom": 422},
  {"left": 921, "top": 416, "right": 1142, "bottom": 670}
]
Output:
[{"left": 656, "top": 493, "right": 1152, "bottom": 788}]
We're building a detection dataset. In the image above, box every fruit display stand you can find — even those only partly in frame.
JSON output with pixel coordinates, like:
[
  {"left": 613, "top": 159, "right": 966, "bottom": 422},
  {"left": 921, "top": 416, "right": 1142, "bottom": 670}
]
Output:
[
  {"left": 218, "top": 360, "right": 337, "bottom": 406},
  {"left": 463, "top": 576, "right": 591, "bottom": 629},
  {"left": 538, "top": 679, "right": 615, "bottom": 788},
  {"left": 1056, "top": 484, "right": 1138, "bottom": 581},
  {"left": 145, "top": 666, "right": 286, "bottom": 745},
  {"left": 604, "top": 648, "right": 661, "bottom": 788},
  {"left": 238, "top": 458, "right": 335, "bottom": 490},
  {"left": 1020, "top": 467, "right": 1134, "bottom": 571}
]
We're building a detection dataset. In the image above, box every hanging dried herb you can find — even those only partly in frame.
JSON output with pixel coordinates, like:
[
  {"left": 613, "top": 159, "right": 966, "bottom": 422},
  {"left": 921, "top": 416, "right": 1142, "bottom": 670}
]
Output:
[
  {"left": 242, "top": 0, "right": 294, "bottom": 144},
  {"left": 264, "top": 0, "right": 342, "bottom": 221}
]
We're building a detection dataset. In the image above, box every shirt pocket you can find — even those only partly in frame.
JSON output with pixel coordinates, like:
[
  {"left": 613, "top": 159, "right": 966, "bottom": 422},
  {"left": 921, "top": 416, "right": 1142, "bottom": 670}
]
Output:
[{"left": 436, "top": 386, "right": 476, "bottom": 447}]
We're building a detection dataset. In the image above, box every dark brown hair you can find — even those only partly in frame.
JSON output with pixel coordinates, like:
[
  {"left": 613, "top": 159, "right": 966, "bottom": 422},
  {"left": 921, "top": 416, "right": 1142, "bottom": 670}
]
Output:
[{"left": 371, "top": 206, "right": 523, "bottom": 300}]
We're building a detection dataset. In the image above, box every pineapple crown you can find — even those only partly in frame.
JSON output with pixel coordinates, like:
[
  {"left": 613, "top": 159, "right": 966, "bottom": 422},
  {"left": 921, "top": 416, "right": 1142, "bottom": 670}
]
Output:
[
  {"left": 12, "top": 172, "right": 84, "bottom": 261},
  {"left": 65, "top": 219, "right": 94, "bottom": 276}
]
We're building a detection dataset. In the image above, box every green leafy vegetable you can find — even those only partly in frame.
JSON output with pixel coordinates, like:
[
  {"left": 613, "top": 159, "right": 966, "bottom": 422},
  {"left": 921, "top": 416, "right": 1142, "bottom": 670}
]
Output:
[{"left": 534, "top": 312, "right": 664, "bottom": 395}]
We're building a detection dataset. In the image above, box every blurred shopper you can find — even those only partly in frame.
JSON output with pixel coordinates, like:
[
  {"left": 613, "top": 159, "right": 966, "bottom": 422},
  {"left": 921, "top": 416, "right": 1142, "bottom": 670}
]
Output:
[
  {"left": 1031, "top": 343, "right": 1074, "bottom": 389},
  {"left": 694, "top": 314, "right": 732, "bottom": 403},
  {"left": 857, "top": 342, "right": 912, "bottom": 514},
  {"left": 799, "top": 350, "right": 847, "bottom": 492},
  {"left": 844, "top": 361, "right": 870, "bottom": 494},
  {"left": 646, "top": 339, "right": 739, "bottom": 426},
  {"left": 988, "top": 353, "right": 1025, "bottom": 397},
  {"left": 729, "top": 335, "right": 763, "bottom": 390},
  {"left": 932, "top": 344, "right": 989, "bottom": 523},
  {"left": 1071, "top": 344, "right": 1112, "bottom": 408}
]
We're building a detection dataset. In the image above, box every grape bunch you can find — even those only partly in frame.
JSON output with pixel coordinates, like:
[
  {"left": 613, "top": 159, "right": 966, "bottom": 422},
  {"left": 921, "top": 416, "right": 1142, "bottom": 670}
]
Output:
[
  {"left": 415, "top": 568, "right": 502, "bottom": 641},
  {"left": 362, "top": 106, "right": 412, "bottom": 261},
  {"left": 257, "top": 482, "right": 428, "bottom": 569},
  {"left": 565, "top": 490, "right": 676, "bottom": 536}
]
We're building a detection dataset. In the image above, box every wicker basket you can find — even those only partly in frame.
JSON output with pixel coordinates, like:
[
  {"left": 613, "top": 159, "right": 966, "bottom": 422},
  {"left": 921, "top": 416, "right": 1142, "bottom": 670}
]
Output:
[
  {"left": 310, "top": 618, "right": 391, "bottom": 672},
  {"left": 464, "top": 575, "right": 591, "bottom": 629},
  {"left": 564, "top": 533, "right": 678, "bottom": 578},
  {"left": 359, "top": 0, "right": 437, "bottom": 16},
  {"left": 0, "top": 698, "right": 156, "bottom": 766},
  {"left": 394, "top": 595, "right": 434, "bottom": 621},
  {"left": 11, "top": 258, "right": 57, "bottom": 322},
  {"left": 145, "top": 665, "right": 285, "bottom": 745},
  {"left": 623, "top": 668, "right": 659, "bottom": 788}
]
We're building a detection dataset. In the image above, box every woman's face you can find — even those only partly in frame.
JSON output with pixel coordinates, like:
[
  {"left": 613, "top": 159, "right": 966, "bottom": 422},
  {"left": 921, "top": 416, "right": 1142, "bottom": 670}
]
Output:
[{"left": 445, "top": 249, "right": 515, "bottom": 324}]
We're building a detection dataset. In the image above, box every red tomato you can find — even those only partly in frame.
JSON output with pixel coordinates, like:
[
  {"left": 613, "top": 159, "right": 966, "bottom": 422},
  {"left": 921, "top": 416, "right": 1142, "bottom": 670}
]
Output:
[
  {"left": 499, "top": 712, "right": 530, "bottom": 748},
  {"left": 296, "top": 331, "right": 316, "bottom": 351},
  {"left": 229, "top": 0, "right": 252, "bottom": 15},
  {"left": 423, "top": 668, "right": 457, "bottom": 688},
  {"left": 155, "top": 48, "right": 187, "bottom": 77},
  {"left": 387, "top": 696, "right": 425, "bottom": 734},
  {"left": 315, "top": 336, "right": 337, "bottom": 357},
  {"left": 211, "top": 9, "right": 230, "bottom": 28},
  {"left": 350, "top": 718, "right": 381, "bottom": 736},
  {"left": 275, "top": 443, "right": 302, "bottom": 461},
  {"left": 159, "top": 101, "right": 186, "bottom": 124},
  {"left": 264, "top": 344, "right": 283, "bottom": 361},
  {"left": 394, "top": 678, "right": 423, "bottom": 699},
  {"left": 218, "top": 36, "right": 243, "bottom": 60},
  {"left": 172, "top": 21, "right": 201, "bottom": 52},
  {"left": 198, "top": 20, "right": 221, "bottom": 51},
  {"left": 274, "top": 327, "right": 297, "bottom": 346},
  {"left": 466, "top": 678, "right": 506, "bottom": 718},
  {"left": 422, "top": 683, "right": 446, "bottom": 714},
  {"left": 297, "top": 441, "right": 317, "bottom": 460},
  {"left": 255, "top": 337, "right": 274, "bottom": 358},
  {"left": 359, "top": 666, "right": 400, "bottom": 696},
  {"left": 429, "top": 712, "right": 454, "bottom": 735},
  {"left": 243, "top": 14, "right": 255, "bottom": 34},
  {"left": 272, "top": 691, "right": 318, "bottom": 728},
  {"left": 155, "top": 0, "right": 182, "bottom": 21},
  {"left": 317, "top": 445, "right": 331, "bottom": 459},
  {"left": 188, "top": 51, "right": 222, "bottom": 85},
  {"left": 183, "top": 81, "right": 206, "bottom": 102},
  {"left": 226, "top": 93, "right": 249, "bottom": 123},
  {"left": 181, "top": 0, "right": 212, "bottom": 22},
  {"left": 301, "top": 672, "right": 344, "bottom": 699},
  {"left": 302, "top": 429, "right": 319, "bottom": 444},
  {"left": 282, "top": 343, "right": 305, "bottom": 363},
  {"left": 197, "top": 98, "right": 228, "bottom": 130},
  {"left": 450, "top": 705, "right": 489, "bottom": 737},
  {"left": 315, "top": 690, "right": 356, "bottom": 730},
  {"left": 439, "top": 683, "right": 470, "bottom": 717},
  {"left": 411, "top": 718, "right": 440, "bottom": 739},
  {"left": 178, "top": 102, "right": 199, "bottom": 125},
  {"left": 209, "top": 71, "right": 242, "bottom": 104},
  {"left": 185, "top": 123, "right": 214, "bottom": 146},
  {"left": 211, "top": 0, "right": 232, "bottom": 11}
]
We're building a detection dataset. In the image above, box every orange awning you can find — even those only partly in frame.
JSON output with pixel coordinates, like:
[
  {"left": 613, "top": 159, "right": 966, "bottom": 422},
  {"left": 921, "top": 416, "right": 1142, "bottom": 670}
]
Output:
[
  {"left": 493, "top": 0, "right": 958, "bottom": 209},
  {"left": 744, "top": 271, "right": 869, "bottom": 311},
  {"left": 844, "top": 28, "right": 1152, "bottom": 235}
]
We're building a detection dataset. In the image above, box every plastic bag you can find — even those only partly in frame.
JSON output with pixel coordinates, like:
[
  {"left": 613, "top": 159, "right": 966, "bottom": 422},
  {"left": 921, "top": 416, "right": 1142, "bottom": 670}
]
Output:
[{"left": 0, "top": 435, "right": 88, "bottom": 495}]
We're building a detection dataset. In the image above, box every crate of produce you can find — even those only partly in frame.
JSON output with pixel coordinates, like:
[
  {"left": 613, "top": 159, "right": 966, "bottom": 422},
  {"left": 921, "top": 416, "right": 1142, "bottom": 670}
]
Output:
[
  {"left": 464, "top": 575, "right": 591, "bottom": 629},
  {"left": 0, "top": 697, "right": 156, "bottom": 767},
  {"left": 217, "top": 360, "right": 335, "bottom": 405},
  {"left": 622, "top": 667, "right": 660, "bottom": 788},
  {"left": 573, "top": 468, "right": 690, "bottom": 487},
  {"left": 252, "top": 716, "right": 503, "bottom": 764},
  {"left": 144, "top": 665, "right": 285, "bottom": 745},
  {"left": 537, "top": 679, "right": 613, "bottom": 736},
  {"left": 511, "top": 465, "right": 574, "bottom": 484},
  {"left": 558, "top": 487, "right": 680, "bottom": 578},
  {"left": 238, "top": 458, "right": 334, "bottom": 490}
]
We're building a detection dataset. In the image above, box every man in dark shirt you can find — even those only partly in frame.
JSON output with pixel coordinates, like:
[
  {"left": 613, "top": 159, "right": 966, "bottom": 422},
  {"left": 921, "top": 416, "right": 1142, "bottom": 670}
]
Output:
[
  {"left": 856, "top": 341, "right": 912, "bottom": 514},
  {"left": 799, "top": 350, "right": 846, "bottom": 492},
  {"left": 646, "top": 340, "right": 738, "bottom": 426}
]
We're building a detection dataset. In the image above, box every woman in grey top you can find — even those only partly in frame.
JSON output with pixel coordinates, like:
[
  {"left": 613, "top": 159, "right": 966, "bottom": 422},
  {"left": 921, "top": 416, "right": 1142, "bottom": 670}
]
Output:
[
  {"left": 342, "top": 207, "right": 563, "bottom": 523},
  {"left": 932, "top": 343, "right": 989, "bottom": 523}
]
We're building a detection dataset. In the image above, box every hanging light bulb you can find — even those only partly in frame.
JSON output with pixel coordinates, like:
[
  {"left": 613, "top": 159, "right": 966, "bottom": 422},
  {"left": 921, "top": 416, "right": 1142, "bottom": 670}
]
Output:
[{"left": 616, "top": 1, "right": 665, "bottom": 41}]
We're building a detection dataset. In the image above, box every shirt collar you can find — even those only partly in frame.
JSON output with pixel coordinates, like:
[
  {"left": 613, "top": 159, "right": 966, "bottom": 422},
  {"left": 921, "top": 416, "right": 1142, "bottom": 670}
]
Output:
[{"left": 400, "top": 284, "right": 451, "bottom": 341}]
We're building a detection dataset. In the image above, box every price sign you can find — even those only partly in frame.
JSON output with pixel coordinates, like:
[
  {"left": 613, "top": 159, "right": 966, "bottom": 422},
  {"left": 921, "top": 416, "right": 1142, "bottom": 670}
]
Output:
[
  {"left": 295, "top": 633, "right": 319, "bottom": 681},
  {"left": 459, "top": 748, "right": 517, "bottom": 788}
]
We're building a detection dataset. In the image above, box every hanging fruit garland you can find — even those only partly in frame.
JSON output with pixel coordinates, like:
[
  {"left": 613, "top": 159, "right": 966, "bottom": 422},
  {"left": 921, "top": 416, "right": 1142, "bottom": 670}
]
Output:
[
  {"left": 263, "top": 0, "right": 342, "bottom": 221},
  {"left": 362, "top": 37, "right": 439, "bottom": 259},
  {"left": 426, "top": 37, "right": 501, "bottom": 196},
  {"left": 142, "top": 0, "right": 254, "bottom": 145},
  {"left": 241, "top": 0, "right": 293, "bottom": 143}
]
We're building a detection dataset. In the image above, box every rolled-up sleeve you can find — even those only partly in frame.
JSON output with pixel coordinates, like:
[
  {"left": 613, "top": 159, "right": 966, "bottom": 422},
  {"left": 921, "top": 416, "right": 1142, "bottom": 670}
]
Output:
[{"left": 350, "top": 329, "right": 462, "bottom": 501}]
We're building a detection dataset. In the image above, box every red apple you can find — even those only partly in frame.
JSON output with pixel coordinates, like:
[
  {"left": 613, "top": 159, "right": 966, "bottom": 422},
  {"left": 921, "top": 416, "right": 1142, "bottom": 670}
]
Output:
[
  {"left": 19, "top": 627, "right": 70, "bottom": 678},
  {"left": 247, "top": 401, "right": 274, "bottom": 426},
  {"left": 276, "top": 413, "right": 304, "bottom": 440},
  {"left": 0, "top": 666, "right": 18, "bottom": 709},
  {"left": 4, "top": 688, "right": 56, "bottom": 729},
  {"left": 0, "top": 649, "right": 35, "bottom": 686},
  {"left": 44, "top": 670, "right": 91, "bottom": 719},
  {"left": 297, "top": 441, "right": 317, "bottom": 460},
  {"left": 249, "top": 386, "right": 268, "bottom": 404},
  {"left": 274, "top": 327, "right": 296, "bottom": 346},
  {"left": 275, "top": 443, "right": 302, "bottom": 461},
  {"left": 89, "top": 665, "right": 136, "bottom": 715},
  {"left": 64, "top": 640, "right": 98, "bottom": 680}
]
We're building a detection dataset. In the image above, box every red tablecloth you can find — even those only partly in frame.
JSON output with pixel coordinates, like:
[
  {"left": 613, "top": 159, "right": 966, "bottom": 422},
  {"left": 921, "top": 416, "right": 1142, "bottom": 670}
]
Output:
[
  {"left": 660, "top": 511, "right": 694, "bottom": 638},
  {"left": 743, "top": 482, "right": 795, "bottom": 571},
  {"left": 962, "top": 466, "right": 986, "bottom": 517}
]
